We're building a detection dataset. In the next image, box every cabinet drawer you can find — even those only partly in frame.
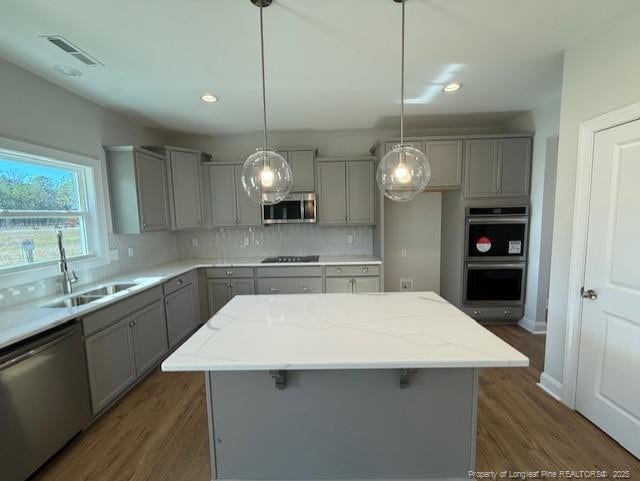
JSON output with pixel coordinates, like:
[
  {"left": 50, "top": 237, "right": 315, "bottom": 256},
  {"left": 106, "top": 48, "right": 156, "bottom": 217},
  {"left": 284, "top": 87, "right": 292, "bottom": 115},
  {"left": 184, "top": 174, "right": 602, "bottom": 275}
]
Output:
[
  {"left": 82, "top": 286, "right": 163, "bottom": 337},
  {"left": 206, "top": 267, "right": 254, "bottom": 279},
  {"left": 461, "top": 306, "right": 523, "bottom": 322},
  {"left": 162, "top": 270, "right": 194, "bottom": 296},
  {"left": 325, "top": 265, "right": 380, "bottom": 277},
  {"left": 256, "top": 266, "right": 322, "bottom": 278},
  {"left": 257, "top": 277, "right": 322, "bottom": 295}
]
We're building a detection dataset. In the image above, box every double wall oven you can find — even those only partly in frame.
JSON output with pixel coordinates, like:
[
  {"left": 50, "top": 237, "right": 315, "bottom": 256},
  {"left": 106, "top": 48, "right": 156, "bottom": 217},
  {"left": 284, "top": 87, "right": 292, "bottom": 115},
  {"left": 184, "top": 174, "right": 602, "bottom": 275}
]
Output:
[{"left": 462, "top": 206, "right": 528, "bottom": 322}]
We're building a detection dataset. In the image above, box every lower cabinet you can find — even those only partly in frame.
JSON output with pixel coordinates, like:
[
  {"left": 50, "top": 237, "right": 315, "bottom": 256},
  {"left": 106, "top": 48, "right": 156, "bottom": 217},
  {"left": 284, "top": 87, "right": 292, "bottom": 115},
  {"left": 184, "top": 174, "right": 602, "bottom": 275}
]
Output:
[
  {"left": 257, "top": 277, "right": 323, "bottom": 295},
  {"left": 85, "top": 299, "right": 168, "bottom": 414},
  {"left": 165, "top": 284, "right": 197, "bottom": 348},
  {"left": 326, "top": 276, "right": 380, "bottom": 293},
  {"left": 208, "top": 278, "right": 254, "bottom": 315}
]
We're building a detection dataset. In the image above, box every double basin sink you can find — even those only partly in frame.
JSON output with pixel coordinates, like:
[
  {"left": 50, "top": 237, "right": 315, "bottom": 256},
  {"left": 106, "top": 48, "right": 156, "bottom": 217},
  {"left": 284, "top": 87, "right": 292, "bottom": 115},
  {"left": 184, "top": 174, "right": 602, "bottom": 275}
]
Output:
[{"left": 44, "top": 282, "right": 138, "bottom": 308}]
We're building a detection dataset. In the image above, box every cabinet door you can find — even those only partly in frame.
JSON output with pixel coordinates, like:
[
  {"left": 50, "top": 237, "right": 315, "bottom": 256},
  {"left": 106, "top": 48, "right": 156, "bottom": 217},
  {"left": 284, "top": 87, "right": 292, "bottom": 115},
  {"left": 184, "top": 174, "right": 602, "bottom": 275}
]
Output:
[
  {"left": 425, "top": 140, "right": 463, "bottom": 190},
  {"left": 230, "top": 278, "right": 255, "bottom": 297},
  {"left": 289, "top": 150, "right": 315, "bottom": 192},
  {"left": 353, "top": 276, "right": 380, "bottom": 293},
  {"left": 346, "top": 160, "right": 374, "bottom": 224},
  {"left": 131, "top": 301, "right": 168, "bottom": 376},
  {"left": 208, "top": 279, "right": 231, "bottom": 315},
  {"left": 325, "top": 277, "right": 353, "bottom": 293},
  {"left": 317, "top": 161, "right": 347, "bottom": 224},
  {"left": 234, "top": 165, "right": 262, "bottom": 226},
  {"left": 165, "top": 284, "right": 197, "bottom": 348},
  {"left": 209, "top": 164, "right": 238, "bottom": 227},
  {"left": 498, "top": 138, "right": 531, "bottom": 196},
  {"left": 135, "top": 151, "right": 170, "bottom": 231},
  {"left": 169, "top": 149, "right": 202, "bottom": 229},
  {"left": 85, "top": 318, "right": 136, "bottom": 414},
  {"left": 464, "top": 139, "right": 498, "bottom": 198}
]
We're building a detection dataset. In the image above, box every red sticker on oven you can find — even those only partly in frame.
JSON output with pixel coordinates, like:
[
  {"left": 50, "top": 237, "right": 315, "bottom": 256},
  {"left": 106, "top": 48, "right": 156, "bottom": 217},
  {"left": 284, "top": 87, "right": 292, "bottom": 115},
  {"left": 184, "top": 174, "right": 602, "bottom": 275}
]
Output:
[{"left": 476, "top": 236, "right": 492, "bottom": 253}]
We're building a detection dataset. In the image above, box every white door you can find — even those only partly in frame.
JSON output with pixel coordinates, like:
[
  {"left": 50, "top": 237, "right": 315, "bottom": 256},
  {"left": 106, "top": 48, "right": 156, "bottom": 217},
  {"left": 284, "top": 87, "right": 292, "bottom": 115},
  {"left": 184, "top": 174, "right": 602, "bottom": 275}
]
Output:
[{"left": 576, "top": 119, "right": 640, "bottom": 458}]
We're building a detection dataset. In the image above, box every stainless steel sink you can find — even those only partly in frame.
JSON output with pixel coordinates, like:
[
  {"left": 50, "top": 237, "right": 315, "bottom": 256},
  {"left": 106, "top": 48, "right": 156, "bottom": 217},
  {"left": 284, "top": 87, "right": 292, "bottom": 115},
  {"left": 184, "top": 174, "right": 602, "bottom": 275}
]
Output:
[{"left": 43, "top": 282, "right": 138, "bottom": 308}]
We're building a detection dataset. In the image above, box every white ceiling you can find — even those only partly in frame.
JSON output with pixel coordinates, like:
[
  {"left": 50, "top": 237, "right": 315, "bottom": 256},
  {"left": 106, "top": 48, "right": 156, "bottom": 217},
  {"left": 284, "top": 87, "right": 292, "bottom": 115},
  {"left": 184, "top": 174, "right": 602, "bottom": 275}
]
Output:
[{"left": 0, "top": 0, "right": 632, "bottom": 135}]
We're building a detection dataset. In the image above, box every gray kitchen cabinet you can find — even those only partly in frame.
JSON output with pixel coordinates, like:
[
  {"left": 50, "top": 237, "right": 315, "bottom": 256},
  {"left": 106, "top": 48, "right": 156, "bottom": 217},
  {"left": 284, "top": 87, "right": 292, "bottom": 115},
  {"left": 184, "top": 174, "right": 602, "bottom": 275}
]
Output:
[
  {"left": 208, "top": 277, "right": 255, "bottom": 315},
  {"left": 234, "top": 165, "right": 262, "bottom": 226},
  {"left": 317, "top": 161, "right": 347, "bottom": 224},
  {"left": 167, "top": 148, "right": 203, "bottom": 229},
  {"left": 498, "top": 138, "right": 532, "bottom": 196},
  {"left": 165, "top": 284, "right": 197, "bottom": 348},
  {"left": 208, "top": 164, "right": 261, "bottom": 227},
  {"left": 325, "top": 277, "right": 353, "bottom": 293},
  {"left": 346, "top": 160, "right": 375, "bottom": 224},
  {"left": 287, "top": 150, "right": 316, "bottom": 192},
  {"left": 464, "top": 138, "right": 531, "bottom": 198},
  {"left": 130, "top": 301, "right": 168, "bottom": 376},
  {"left": 464, "top": 139, "right": 498, "bottom": 198},
  {"left": 424, "top": 140, "right": 463, "bottom": 190},
  {"left": 85, "top": 317, "right": 136, "bottom": 414},
  {"left": 353, "top": 276, "right": 380, "bottom": 293},
  {"left": 105, "top": 146, "right": 170, "bottom": 234},
  {"left": 317, "top": 159, "right": 374, "bottom": 225},
  {"left": 257, "top": 277, "right": 323, "bottom": 295}
]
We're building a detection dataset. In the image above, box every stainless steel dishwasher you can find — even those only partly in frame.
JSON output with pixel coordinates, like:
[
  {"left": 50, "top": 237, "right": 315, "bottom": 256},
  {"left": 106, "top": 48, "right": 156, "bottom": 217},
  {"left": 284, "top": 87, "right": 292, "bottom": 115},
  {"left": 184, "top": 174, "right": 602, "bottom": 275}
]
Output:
[{"left": 0, "top": 322, "right": 92, "bottom": 481}]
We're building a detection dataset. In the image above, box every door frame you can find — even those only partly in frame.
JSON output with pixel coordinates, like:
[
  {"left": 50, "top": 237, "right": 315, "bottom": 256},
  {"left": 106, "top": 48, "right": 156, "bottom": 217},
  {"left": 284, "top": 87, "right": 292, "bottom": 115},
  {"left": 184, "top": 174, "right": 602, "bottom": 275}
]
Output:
[{"left": 562, "top": 100, "right": 640, "bottom": 408}]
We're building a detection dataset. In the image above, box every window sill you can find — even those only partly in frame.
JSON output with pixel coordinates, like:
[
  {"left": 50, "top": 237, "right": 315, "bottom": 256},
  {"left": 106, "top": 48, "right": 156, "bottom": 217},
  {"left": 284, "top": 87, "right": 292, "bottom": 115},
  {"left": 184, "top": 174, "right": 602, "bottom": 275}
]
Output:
[{"left": 0, "top": 254, "right": 110, "bottom": 290}]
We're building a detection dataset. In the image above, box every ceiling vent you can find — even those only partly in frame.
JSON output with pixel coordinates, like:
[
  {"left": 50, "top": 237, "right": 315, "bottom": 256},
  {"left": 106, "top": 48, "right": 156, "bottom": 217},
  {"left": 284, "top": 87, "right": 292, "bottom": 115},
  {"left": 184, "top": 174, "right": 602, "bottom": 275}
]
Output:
[{"left": 40, "top": 35, "right": 104, "bottom": 67}]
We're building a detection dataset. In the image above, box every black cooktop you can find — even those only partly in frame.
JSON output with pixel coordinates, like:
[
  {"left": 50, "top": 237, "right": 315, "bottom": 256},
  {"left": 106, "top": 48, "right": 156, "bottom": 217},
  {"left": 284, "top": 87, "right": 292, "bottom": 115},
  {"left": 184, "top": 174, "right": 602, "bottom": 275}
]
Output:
[{"left": 261, "top": 255, "right": 320, "bottom": 263}]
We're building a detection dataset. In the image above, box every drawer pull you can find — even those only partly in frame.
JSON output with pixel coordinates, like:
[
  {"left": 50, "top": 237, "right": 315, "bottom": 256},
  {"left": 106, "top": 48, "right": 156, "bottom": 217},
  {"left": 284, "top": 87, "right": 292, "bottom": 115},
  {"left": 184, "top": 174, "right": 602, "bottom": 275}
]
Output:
[
  {"left": 362, "top": 267, "right": 368, "bottom": 273},
  {"left": 270, "top": 287, "right": 279, "bottom": 293},
  {"left": 335, "top": 267, "right": 342, "bottom": 273},
  {"left": 177, "top": 279, "right": 183, "bottom": 285},
  {"left": 302, "top": 286, "right": 309, "bottom": 292},
  {"left": 226, "top": 270, "right": 233, "bottom": 276}
]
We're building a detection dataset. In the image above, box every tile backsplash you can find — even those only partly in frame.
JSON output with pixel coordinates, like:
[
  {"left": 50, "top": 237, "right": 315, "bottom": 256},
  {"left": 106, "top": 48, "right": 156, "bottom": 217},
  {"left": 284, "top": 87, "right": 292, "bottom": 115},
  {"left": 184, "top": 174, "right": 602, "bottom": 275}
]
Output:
[
  {"left": 177, "top": 225, "right": 373, "bottom": 259},
  {"left": 0, "top": 231, "right": 178, "bottom": 309}
]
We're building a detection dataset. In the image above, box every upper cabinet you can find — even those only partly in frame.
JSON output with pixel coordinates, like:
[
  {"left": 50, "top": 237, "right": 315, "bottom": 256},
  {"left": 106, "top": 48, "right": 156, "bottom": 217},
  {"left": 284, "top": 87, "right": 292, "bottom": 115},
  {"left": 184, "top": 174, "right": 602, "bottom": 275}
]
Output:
[
  {"left": 277, "top": 149, "right": 316, "bottom": 192},
  {"left": 105, "top": 146, "right": 170, "bottom": 234},
  {"left": 383, "top": 139, "right": 463, "bottom": 191},
  {"left": 143, "top": 146, "right": 205, "bottom": 230},
  {"left": 317, "top": 158, "right": 375, "bottom": 225},
  {"left": 464, "top": 137, "right": 531, "bottom": 198},
  {"left": 207, "top": 163, "right": 261, "bottom": 227}
]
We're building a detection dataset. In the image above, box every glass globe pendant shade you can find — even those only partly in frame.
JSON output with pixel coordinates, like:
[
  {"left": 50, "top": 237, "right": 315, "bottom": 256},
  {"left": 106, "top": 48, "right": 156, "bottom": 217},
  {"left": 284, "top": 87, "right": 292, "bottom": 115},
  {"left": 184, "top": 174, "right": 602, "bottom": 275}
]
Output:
[
  {"left": 376, "top": 144, "right": 431, "bottom": 202},
  {"left": 241, "top": 148, "right": 292, "bottom": 205}
]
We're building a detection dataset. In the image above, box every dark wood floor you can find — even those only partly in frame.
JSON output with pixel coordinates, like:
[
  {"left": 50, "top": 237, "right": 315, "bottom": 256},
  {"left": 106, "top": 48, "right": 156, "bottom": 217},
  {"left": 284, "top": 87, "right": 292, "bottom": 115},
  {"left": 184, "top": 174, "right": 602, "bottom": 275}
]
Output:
[{"left": 34, "top": 326, "right": 640, "bottom": 481}]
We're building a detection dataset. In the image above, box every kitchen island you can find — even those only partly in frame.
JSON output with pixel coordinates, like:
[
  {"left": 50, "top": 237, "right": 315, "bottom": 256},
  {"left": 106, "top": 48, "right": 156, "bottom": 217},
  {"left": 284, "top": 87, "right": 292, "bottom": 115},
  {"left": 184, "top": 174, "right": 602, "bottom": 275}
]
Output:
[{"left": 162, "top": 292, "right": 528, "bottom": 481}]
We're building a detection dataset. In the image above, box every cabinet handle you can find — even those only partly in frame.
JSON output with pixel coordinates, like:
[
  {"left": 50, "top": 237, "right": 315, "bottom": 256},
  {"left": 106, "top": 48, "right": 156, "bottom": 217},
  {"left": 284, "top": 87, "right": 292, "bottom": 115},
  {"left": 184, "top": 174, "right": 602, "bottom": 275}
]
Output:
[
  {"left": 362, "top": 267, "right": 368, "bottom": 273},
  {"left": 270, "top": 287, "right": 279, "bottom": 293},
  {"left": 142, "top": 223, "right": 147, "bottom": 228},
  {"left": 336, "top": 267, "right": 342, "bottom": 273},
  {"left": 226, "top": 270, "right": 233, "bottom": 276},
  {"left": 178, "top": 279, "right": 183, "bottom": 285},
  {"left": 166, "top": 300, "right": 170, "bottom": 305},
  {"left": 504, "top": 310, "right": 511, "bottom": 315},
  {"left": 302, "top": 286, "right": 309, "bottom": 292}
]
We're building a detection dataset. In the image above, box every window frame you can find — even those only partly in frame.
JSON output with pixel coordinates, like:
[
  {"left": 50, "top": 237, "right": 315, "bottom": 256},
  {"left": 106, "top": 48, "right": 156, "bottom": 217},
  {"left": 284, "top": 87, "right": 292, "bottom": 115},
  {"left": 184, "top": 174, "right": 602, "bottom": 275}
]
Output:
[{"left": 0, "top": 136, "right": 110, "bottom": 289}]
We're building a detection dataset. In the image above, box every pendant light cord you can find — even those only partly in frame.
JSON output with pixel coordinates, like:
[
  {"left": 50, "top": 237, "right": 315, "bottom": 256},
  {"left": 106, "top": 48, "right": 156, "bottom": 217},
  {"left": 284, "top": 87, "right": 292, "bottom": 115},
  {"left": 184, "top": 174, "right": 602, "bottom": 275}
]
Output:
[
  {"left": 400, "top": 0, "right": 405, "bottom": 145},
  {"left": 260, "top": 2, "right": 268, "bottom": 151}
]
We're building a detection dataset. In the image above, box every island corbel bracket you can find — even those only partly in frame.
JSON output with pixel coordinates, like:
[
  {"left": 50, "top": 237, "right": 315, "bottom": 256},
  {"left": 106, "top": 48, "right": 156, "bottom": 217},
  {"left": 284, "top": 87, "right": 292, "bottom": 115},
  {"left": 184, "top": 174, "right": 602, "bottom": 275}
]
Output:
[
  {"left": 269, "top": 370, "right": 287, "bottom": 390},
  {"left": 398, "top": 368, "right": 417, "bottom": 389}
]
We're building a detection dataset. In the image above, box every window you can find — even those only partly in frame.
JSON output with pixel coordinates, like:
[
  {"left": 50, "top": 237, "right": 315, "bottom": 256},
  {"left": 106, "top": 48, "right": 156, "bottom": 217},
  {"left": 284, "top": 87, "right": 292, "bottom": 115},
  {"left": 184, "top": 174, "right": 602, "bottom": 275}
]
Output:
[{"left": 0, "top": 138, "right": 109, "bottom": 284}]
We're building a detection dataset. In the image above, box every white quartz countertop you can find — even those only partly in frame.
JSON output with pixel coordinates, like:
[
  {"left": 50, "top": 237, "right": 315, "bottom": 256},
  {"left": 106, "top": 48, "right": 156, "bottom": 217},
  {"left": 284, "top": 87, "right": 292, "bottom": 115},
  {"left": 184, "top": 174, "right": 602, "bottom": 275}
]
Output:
[
  {"left": 162, "top": 292, "right": 529, "bottom": 371},
  {"left": 0, "top": 256, "right": 381, "bottom": 350}
]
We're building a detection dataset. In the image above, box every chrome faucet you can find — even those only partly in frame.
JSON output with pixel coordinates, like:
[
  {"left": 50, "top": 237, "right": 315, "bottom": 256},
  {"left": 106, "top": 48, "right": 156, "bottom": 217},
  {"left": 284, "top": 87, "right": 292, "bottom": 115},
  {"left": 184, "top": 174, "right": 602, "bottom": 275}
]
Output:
[{"left": 57, "top": 230, "right": 78, "bottom": 295}]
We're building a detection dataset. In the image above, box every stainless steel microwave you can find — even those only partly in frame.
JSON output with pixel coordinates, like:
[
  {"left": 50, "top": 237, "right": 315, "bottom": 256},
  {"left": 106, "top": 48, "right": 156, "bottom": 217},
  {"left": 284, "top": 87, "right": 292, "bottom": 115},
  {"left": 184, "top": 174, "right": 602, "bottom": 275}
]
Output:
[{"left": 262, "top": 193, "right": 317, "bottom": 224}]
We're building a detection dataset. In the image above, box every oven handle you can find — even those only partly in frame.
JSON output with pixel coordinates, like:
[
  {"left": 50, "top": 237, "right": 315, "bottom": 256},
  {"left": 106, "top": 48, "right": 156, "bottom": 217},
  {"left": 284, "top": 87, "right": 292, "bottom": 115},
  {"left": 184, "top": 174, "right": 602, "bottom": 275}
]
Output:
[
  {"left": 466, "top": 262, "right": 526, "bottom": 269},
  {"left": 467, "top": 216, "right": 528, "bottom": 224}
]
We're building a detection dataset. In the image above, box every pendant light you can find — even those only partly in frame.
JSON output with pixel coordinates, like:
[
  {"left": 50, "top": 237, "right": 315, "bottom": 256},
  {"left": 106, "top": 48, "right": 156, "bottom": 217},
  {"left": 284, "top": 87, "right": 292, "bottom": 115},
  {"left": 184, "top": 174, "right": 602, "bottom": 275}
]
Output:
[
  {"left": 241, "top": 0, "right": 292, "bottom": 205},
  {"left": 376, "top": 0, "right": 431, "bottom": 202}
]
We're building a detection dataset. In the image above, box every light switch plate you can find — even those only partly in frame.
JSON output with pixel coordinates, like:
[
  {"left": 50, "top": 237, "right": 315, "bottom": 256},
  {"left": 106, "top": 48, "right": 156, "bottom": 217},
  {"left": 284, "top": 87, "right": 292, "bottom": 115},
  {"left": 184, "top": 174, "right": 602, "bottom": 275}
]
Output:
[
  {"left": 347, "top": 234, "right": 354, "bottom": 244},
  {"left": 401, "top": 249, "right": 407, "bottom": 258},
  {"left": 400, "top": 278, "right": 414, "bottom": 291},
  {"left": 192, "top": 238, "right": 199, "bottom": 248},
  {"left": 127, "top": 246, "right": 134, "bottom": 258}
]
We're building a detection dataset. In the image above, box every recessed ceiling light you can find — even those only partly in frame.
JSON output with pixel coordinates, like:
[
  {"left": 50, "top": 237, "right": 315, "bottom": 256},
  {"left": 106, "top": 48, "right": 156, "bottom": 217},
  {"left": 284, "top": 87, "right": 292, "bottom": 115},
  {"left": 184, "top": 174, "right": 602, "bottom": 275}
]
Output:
[
  {"left": 200, "top": 94, "right": 218, "bottom": 103},
  {"left": 443, "top": 82, "right": 462, "bottom": 94},
  {"left": 54, "top": 64, "right": 82, "bottom": 77}
]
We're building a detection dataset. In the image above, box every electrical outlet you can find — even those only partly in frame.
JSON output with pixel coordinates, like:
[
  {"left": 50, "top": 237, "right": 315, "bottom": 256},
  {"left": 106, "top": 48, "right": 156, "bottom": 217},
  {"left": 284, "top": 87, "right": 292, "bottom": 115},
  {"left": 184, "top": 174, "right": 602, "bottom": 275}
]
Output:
[
  {"left": 243, "top": 236, "right": 250, "bottom": 247},
  {"left": 127, "top": 246, "right": 134, "bottom": 258},
  {"left": 401, "top": 249, "right": 407, "bottom": 258},
  {"left": 347, "top": 234, "right": 354, "bottom": 244},
  {"left": 400, "top": 278, "right": 414, "bottom": 291},
  {"left": 191, "top": 238, "right": 199, "bottom": 248}
]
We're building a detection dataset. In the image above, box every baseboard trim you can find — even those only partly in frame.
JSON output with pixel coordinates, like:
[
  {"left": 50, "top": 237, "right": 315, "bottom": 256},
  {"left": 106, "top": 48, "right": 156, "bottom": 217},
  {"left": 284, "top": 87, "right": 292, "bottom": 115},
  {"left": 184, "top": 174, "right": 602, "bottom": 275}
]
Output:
[
  {"left": 518, "top": 316, "right": 547, "bottom": 334},
  {"left": 538, "top": 372, "right": 563, "bottom": 402}
]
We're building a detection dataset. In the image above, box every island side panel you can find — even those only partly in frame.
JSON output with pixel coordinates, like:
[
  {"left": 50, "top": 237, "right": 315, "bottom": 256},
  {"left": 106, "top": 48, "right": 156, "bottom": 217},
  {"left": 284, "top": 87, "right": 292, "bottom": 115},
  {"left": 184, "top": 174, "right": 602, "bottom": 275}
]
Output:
[
  {"left": 204, "top": 373, "right": 218, "bottom": 479},
  {"left": 208, "top": 368, "right": 476, "bottom": 480}
]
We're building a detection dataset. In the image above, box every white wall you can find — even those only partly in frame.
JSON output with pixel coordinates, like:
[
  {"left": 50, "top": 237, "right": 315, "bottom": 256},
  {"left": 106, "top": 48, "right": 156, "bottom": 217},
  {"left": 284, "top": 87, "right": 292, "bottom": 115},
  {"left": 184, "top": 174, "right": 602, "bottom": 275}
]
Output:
[
  {"left": 0, "top": 58, "right": 177, "bottom": 307},
  {"left": 508, "top": 99, "right": 561, "bottom": 332},
  {"left": 544, "top": 3, "right": 640, "bottom": 390},
  {"left": 384, "top": 193, "right": 442, "bottom": 292}
]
